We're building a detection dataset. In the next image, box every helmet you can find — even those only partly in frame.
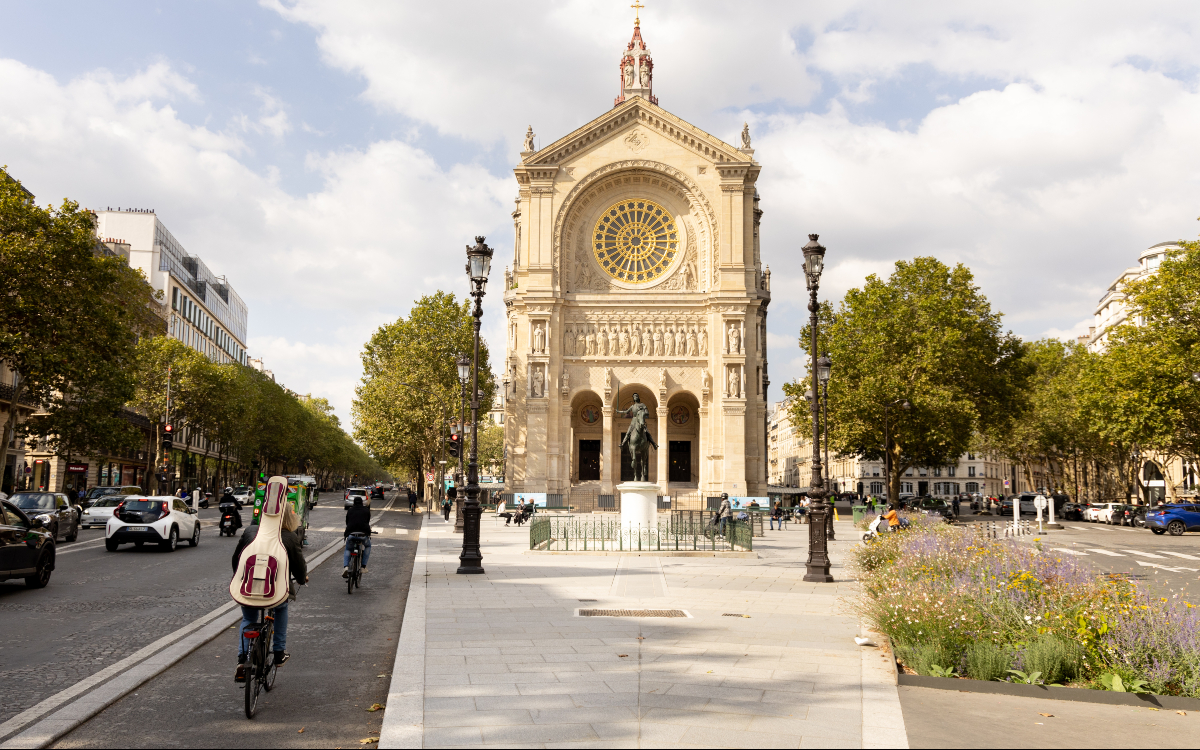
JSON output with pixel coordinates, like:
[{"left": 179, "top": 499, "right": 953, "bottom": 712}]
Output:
[{"left": 225, "top": 487, "right": 234, "bottom": 494}]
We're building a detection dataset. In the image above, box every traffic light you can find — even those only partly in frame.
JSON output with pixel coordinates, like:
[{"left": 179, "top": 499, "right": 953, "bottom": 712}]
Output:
[
  {"left": 448, "top": 433, "right": 460, "bottom": 458},
  {"left": 162, "top": 424, "right": 173, "bottom": 452}
]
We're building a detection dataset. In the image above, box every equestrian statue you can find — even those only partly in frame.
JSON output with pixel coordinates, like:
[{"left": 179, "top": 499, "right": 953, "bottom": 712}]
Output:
[{"left": 617, "top": 392, "right": 658, "bottom": 482}]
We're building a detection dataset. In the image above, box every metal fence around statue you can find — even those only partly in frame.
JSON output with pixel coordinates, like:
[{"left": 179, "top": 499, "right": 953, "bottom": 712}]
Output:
[{"left": 528, "top": 516, "right": 752, "bottom": 552}]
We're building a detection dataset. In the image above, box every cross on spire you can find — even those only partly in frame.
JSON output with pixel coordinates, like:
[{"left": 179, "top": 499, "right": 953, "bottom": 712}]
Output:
[{"left": 631, "top": 0, "right": 643, "bottom": 26}]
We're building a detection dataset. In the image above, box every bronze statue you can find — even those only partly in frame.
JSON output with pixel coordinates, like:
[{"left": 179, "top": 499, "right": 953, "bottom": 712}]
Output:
[{"left": 617, "top": 392, "right": 657, "bottom": 482}]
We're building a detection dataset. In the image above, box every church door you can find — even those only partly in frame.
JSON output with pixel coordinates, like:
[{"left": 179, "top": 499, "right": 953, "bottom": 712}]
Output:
[
  {"left": 578, "top": 440, "right": 600, "bottom": 481},
  {"left": 669, "top": 441, "right": 691, "bottom": 482},
  {"left": 620, "top": 433, "right": 634, "bottom": 482}
]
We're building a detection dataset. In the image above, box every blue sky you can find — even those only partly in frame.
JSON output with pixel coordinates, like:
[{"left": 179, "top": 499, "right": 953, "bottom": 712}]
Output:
[{"left": 3, "top": 0, "right": 1199, "bottom": 426}]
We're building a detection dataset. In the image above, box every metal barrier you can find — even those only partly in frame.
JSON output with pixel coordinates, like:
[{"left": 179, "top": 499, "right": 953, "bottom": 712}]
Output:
[
  {"left": 529, "top": 516, "right": 752, "bottom": 552},
  {"left": 975, "top": 520, "right": 1036, "bottom": 539}
]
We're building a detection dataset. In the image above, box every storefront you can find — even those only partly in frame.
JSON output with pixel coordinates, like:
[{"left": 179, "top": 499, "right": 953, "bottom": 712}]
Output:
[{"left": 64, "top": 462, "right": 89, "bottom": 494}]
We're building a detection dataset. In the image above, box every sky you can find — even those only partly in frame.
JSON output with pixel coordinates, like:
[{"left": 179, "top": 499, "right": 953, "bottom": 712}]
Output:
[{"left": 2, "top": 0, "right": 1199, "bottom": 427}]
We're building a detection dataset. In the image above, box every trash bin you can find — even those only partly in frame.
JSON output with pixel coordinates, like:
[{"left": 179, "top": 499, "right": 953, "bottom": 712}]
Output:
[{"left": 852, "top": 505, "right": 868, "bottom": 524}]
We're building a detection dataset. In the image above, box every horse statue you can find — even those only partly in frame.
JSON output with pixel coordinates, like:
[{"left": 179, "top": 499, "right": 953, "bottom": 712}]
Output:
[{"left": 617, "top": 392, "right": 658, "bottom": 482}]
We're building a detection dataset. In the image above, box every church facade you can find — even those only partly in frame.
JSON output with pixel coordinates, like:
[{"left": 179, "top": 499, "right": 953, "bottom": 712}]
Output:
[{"left": 502, "top": 22, "right": 771, "bottom": 498}]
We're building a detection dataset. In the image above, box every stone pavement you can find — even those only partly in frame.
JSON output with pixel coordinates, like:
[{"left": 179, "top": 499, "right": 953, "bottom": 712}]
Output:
[{"left": 380, "top": 512, "right": 908, "bottom": 749}]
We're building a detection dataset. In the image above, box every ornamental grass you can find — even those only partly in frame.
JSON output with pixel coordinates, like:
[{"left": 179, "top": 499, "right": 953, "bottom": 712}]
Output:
[{"left": 851, "top": 523, "right": 1200, "bottom": 697}]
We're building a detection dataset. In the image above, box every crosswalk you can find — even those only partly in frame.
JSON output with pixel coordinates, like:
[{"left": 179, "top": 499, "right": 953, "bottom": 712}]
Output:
[{"left": 1049, "top": 546, "right": 1200, "bottom": 572}]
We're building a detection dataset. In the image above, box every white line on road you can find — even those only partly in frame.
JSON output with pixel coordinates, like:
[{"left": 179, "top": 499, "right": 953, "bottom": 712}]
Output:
[
  {"left": 53, "top": 538, "right": 107, "bottom": 555},
  {"left": 1086, "top": 549, "right": 1126, "bottom": 556},
  {"left": 0, "top": 497, "right": 397, "bottom": 749},
  {"left": 1120, "top": 550, "right": 1167, "bottom": 559},
  {"left": 1052, "top": 548, "right": 1087, "bottom": 555},
  {"left": 1160, "top": 551, "right": 1200, "bottom": 561},
  {"left": 1135, "top": 560, "right": 1197, "bottom": 573}
]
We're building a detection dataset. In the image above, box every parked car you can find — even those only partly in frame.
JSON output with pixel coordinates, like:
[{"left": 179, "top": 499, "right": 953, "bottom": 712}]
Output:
[
  {"left": 1116, "top": 504, "right": 1146, "bottom": 528},
  {"left": 9, "top": 492, "right": 78, "bottom": 542},
  {"left": 1059, "top": 502, "right": 1085, "bottom": 521},
  {"left": 79, "top": 496, "right": 127, "bottom": 528},
  {"left": 0, "top": 500, "right": 56, "bottom": 588},
  {"left": 1146, "top": 504, "right": 1200, "bottom": 536},
  {"left": 345, "top": 487, "right": 370, "bottom": 510},
  {"left": 1085, "top": 502, "right": 1122, "bottom": 523},
  {"left": 105, "top": 496, "right": 201, "bottom": 552},
  {"left": 81, "top": 486, "right": 143, "bottom": 510}
]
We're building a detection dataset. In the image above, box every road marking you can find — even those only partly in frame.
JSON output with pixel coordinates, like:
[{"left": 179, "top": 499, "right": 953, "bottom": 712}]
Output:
[
  {"left": 1121, "top": 550, "right": 1167, "bottom": 559},
  {"left": 54, "top": 538, "right": 108, "bottom": 555},
  {"left": 1086, "top": 549, "right": 1125, "bottom": 556},
  {"left": 1052, "top": 548, "right": 1087, "bottom": 555},
  {"left": 1136, "top": 560, "right": 1197, "bottom": 573},
  {"left": 1160, "top": 551, "right": 1200, "bottom": 561},
  {"left": 0, "top": 496, "right": 398, "bottom": 749}
]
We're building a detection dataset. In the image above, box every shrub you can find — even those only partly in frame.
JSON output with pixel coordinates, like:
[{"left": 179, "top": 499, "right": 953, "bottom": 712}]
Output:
[
  {"left": 896, "top": 640, "right": 959, "bottom": 677},
  {"left": 1022, "top": 636, "right": 1080, "bottom": 685},
  {"left": 965, "top": 642, "right": 1012, "bottom": 682}
]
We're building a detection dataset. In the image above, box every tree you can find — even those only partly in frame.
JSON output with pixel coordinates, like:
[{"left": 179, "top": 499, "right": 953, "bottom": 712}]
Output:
[
  {"left": 477, "top": 421, "right": 505, "bottom": 476},
  {"left": 786, "top": 257, "right": 1025, "bottom": 505},
  {"left": 353, "top": 292, "right": 496, "bottom": 492}
]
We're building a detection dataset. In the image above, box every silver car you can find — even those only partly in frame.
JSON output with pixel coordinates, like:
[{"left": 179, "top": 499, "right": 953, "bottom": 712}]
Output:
[
  {"left": 344, "top": 487, "right": 370, "bottom": 510},
  {"left": 80, "top": 495, "right": 127, "bottom": 528}
]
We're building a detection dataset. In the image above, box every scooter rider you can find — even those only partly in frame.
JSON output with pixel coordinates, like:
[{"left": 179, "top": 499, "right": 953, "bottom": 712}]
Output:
[
  {"left": 219, "top": 487, "right": 243, "bottom": 534},
  {"left": 343, "top": 495, "right": 372, "bottom": 578}
]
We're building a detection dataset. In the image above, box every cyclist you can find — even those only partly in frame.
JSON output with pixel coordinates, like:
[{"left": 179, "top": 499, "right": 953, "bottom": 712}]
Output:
[
  {"left": 343, "top": 495, "right": 372, "bottom": 578},
  {"left": 232, "top": 503, "right": 307, "bottom": 681},
  {"left": 408, "top": 488, "right": 418, "bottom": 514}
]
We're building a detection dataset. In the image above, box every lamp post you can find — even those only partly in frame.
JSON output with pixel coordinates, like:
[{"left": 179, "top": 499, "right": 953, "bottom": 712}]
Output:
[
  {"left": 818, "top": 354, "right": 834, "bottom": 541},
  {"left": 458, "top": 236, "right": 493, "bottom": 575},
  {"left": 883, "top": 398, "right": 912, "bottom": 509},
  {"left": 801, "top": 234, "right": 832, "bottom": 583},
  {"left": 454, "top": 354, "right": 471, "bottom": 532}
]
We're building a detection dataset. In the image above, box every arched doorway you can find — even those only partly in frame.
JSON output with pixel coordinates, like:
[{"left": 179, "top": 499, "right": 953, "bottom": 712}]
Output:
[
  {"left": 666, "top": 392, "right": 700, "bottom": 487},
  {"left": 1143, "top": 460, "right": 1165, "bottom": 505},
  {"left": 570, "top": 390, "right": 604, "bottom": 484}
]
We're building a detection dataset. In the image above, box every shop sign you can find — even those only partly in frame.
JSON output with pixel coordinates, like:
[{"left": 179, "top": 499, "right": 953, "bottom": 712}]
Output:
[{"left": 66, "top": 463, "right": 89, "bottom": 473}]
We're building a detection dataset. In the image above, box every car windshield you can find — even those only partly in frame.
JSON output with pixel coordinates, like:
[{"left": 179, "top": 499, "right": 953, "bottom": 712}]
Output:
[
  {"left": 349, "top": 490, "right": 366, "bottom": 496},
  {"left": 92, "top": 497, "right": 124, "bottom": 507},
  {"left": 87, "top": 488, "right": 117, "bottom": 499},
  {"left": 124, "top": 500, "right": 164, "bottom": 512},
  {"left": 12, "top": 493, "right": 55, "bottom": 510}
]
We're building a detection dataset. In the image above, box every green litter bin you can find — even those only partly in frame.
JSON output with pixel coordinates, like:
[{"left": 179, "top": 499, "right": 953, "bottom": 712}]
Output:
[{"left": 852, "top": 505, "right": 868, "bottom": 524}]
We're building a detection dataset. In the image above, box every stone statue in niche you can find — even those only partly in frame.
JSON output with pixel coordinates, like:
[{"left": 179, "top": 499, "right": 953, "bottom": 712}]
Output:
[
  {"left": 728, "top": 367, "right": 740, "bottom": 398},
  {"left": 663, "top": 327, "right": 674, "bottom": 357},
  {"left": 605, "top": 367, "right": 613, "bottom": 391},
  {"left": 741, "top": 122, "right": 752, "bottom": 150},
  {"left": 639, "top": 62, "right": 650, "bottom": 87},
  {"left": 675, "top": 328, "right": 686, "bottom": 357},
  {"left": 595, "top": 327, "right": 605, "bottom": 357},
  {"left": 764, "top": 266, "right": 771, "bottom": 290},
  {"left": 586, "top": 327, "right": 596, "bottom": 356},
  {"left": 523, "top": 126, "right": 536, "bottom": 153},
  {"left": 686, "top": 328, "right": 698, "bottom": 357},
  {"left": 659, "top": 368, "right": 667, "bottom": 389},
  {"left": 728, "top": 323, "right": 741, "bottom": 355},
  {"left": 623, "top": 61, "right": 634, "bottom": 88},
  {"left": 699, "top": 327, "right": 708, "bottom": 356},
  {"left": 532, "top": 367, "right": 544, "bottom": 398},
  {"left": 619, "top": 328, "right": 630, "bottom": 356},
  {"left": 532, "top": 323, "right": 546, "bottom": 354},
  {"left": 576, "top": 328, "right": 586, "bottom": 357},
  {"left": 560, "top": 371, "right": 569, "bottom": 393},
  {"left": 641, "top": 327, "right": 652, "bottom": 356},
  {"left": 652, "top": 328, "right": 663, "bottom": 357},
  {"left": 702, "top": 367, "right": 712, "bottom": 390}
]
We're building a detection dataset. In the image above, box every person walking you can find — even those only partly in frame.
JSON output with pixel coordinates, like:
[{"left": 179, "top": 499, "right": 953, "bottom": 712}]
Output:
[
  {"left": 770, "top": 501, "right": 783, "bottom": 530},
  {"left": 952, "top": 496, "right": 960, "bottom": 519},
  {"left": 443, "top": 487, "right": 454, "bottom": 522},
  {"left": 717, "top": 493, "right": 732, "bottom": 535}
]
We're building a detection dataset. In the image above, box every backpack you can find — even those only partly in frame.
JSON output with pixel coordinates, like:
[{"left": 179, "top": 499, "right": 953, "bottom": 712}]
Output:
[{"left": 229, "top": 476, "right": 291, "bottom": 609}]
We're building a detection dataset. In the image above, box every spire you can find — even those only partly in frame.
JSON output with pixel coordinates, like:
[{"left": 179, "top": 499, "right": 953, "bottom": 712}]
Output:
[{"left": 615, "top": 12, "right": 657, "bottom": 107}]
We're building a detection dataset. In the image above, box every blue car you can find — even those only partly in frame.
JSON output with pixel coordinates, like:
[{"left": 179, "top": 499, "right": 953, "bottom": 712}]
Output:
[{"left": 1146, "top": 504, "right": 1200, "bottom": 536}]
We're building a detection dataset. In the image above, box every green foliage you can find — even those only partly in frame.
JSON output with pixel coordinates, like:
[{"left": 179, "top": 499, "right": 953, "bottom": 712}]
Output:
[
  {"left": 476, "top": 421, "right": 504, "bottom": 474},
  {"left": 788, "top": 257, "right": 1024, "bottom": 503},
  {"left": 928, "top": 664, "right": 960, "bottom": 678},
  {"left": 1005, "top": 669, "right": 1043, "bottom": 685},
  {"left": 1100, "top": 673, "right": 1151, "bottom": 694},
  {"left": 895, "top": 640, "right": 958, "bottom": 677},
  {"left": 1022, "top": 635, "right": 1081, "bottom": 685},
  {"left": 964, "top": 642, "right": 1013, "bottom": 682},
  {"left": 353, "top": 292, "right": 495, "bottom": 485}
]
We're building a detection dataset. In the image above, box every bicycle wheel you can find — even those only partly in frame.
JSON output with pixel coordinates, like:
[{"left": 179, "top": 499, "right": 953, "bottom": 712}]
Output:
[
  {"left": 244, "top": 641, "right": 262, "bottom": 718},
  {"left": 262, "top": 622, "right": 278, "bottom": 692},
  {"left": 347, "top": 557, "right": 356, "bottom": 595}
]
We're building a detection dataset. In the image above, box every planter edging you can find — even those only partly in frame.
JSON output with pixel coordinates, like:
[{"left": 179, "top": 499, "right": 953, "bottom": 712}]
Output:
[{"left": 897, "top": 673, "right": 1200, "bottom": 710}]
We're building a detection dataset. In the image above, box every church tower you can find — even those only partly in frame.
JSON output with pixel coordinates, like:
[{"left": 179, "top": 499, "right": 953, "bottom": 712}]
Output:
[{"left": 504, "top": 18, "right": 769, "bottom": 501}]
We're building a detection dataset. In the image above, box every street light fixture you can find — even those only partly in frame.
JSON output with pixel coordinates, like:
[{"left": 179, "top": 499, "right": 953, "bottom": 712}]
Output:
[
  {"left": 818, "top": 354, "right": 834, "bottom": 541},
  {"left": 459, "top": 236, "right": 493, "bottom": 575},
  {"left": 801, "top": 234, "right": 832, "bottom": 583}
]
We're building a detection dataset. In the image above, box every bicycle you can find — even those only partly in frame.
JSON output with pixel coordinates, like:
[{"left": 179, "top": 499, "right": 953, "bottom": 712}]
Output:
[
  {"left": 346, "top": 532, "right": 367, "bottom": 594},
  {"left": 241, "top": 607, "right": 279, "bottom": 718}
]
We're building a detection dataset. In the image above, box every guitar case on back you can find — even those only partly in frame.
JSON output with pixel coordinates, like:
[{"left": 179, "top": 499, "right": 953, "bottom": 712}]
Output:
[{"left": 229, "top": 476, "right": 291, "bottom": 609}]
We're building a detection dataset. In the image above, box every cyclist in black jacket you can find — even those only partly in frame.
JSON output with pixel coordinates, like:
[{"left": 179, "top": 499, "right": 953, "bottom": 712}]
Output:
[{"left": 343, "top": 495, "right": 372, "bottom": 578}]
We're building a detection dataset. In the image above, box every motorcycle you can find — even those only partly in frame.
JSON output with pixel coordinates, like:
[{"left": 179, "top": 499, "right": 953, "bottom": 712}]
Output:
[
  {"left": 218, "top": 501, "right": 243, "bottom": 537},
  {"left": 861, "top": 515, "right": 910, "bottom": 541}
]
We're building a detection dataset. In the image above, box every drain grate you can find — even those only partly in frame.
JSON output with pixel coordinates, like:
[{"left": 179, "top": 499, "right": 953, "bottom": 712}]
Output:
[
  {"left": 578, "top": 599, "right": 597, "bottom": 602},
  {"left": 578, "top": 609, "right": 689, "bottom": 618},
  {"left": 722, "top": 613, "right": 750, "bottom": 617}
]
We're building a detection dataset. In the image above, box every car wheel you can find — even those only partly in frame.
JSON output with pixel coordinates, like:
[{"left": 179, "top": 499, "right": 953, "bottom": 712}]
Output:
[
  {"left": 25, "top": 553, "right": 52, "bottom": 589},
  {"left": 189, "top": 523, "right": 200, "bottom": 547},
  {"left": 1168, "top": 521, "right": 1186, "bottom": 536},
  {"left": 1152, "top": 528, "right": 1166, "bottom": 535},
  {"left": 161, "top": 527, "right": 178, "bottom": 551},
  {"left": 105, "top": 538, "right": 119, "bottom": 551},
  {"left": 65, "top": 522, "right": 78, "bottom": 543}
]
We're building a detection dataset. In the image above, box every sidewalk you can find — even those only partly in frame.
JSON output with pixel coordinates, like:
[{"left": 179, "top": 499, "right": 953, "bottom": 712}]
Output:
[{"left": 381, "top": 513, "right": 907, "bottom": 749}]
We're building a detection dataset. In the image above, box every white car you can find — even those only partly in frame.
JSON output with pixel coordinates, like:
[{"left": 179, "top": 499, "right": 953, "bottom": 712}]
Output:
[
  {"left": 1084, "top": 503, "right": 1120, "bottom": 523},
  {"left": 344, "top": 487, "right": 370, "bottom": 509},
  {"left": 105, "top": 496, "right": 201, "bottom": 552},
  {"left": 80, "top": 495, "right": 126, "bottom": 528}
]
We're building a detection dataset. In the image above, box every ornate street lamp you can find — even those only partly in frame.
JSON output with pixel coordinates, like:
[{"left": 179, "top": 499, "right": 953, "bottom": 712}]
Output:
[
  {"left": 454, "top": 353, "right": 471, "bottom": 532},
  {"left": 801, "top": 234, "right": 832, "bottom": 583},
  {"left": 458, "top": 236, "right": 493, "bottom": 575},
  {"left": 818, "top": 354, "right": 835, "bottom": 541}
]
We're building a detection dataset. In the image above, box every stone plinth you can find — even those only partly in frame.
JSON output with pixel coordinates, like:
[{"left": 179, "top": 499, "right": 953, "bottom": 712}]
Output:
[{"left": 617, "top": 481, "right": 659, "bottom": 532}]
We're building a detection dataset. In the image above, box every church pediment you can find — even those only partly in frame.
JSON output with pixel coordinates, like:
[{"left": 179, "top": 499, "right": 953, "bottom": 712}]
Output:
[{"left": 521, "top": 98, "right": 753, "bottom": 172}]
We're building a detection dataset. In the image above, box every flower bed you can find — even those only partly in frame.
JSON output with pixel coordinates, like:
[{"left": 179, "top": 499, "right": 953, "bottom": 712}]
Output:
[{"left": 851, "top": 523, "right": 1200, "bottom": 697}]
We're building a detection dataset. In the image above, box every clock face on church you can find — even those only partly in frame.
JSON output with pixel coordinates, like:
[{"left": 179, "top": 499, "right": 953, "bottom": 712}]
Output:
[{"left": 592, "top": 199, "right": 678, "bottom": 284}]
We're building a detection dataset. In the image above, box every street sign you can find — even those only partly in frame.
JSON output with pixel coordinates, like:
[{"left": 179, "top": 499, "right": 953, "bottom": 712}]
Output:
[
  {"left": 1034, "top": 496, "right": 1047, "bottom": 510},
  {"left": 1004, "top": 479, "right": 1010, "bottom": 488},
  {"left": 426, "top": 472, "right": 434, "bottom": 482}
]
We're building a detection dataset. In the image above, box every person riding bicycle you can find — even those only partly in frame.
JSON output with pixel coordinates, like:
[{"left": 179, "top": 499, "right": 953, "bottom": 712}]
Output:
[
  {"left": 343, "top": 495, "right": 372, "bottom": 578},
  {"left": 232, "top": 503, "right": 307, "bottom": 681},
  {"left": 408, "top": 488, "right": 418, "bottom": 514}
]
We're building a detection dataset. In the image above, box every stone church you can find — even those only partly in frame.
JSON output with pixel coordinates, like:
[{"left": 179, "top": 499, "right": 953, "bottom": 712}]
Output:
[{"left": 503, "top": 20, "right": 770, "bottom": 498}]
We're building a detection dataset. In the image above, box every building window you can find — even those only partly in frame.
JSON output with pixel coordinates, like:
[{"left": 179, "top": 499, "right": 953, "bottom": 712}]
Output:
[
  {"left": 933, "top": 467, "right": 941, "bottom": 477},
  {"left": 902, "top": 482, "right": 913, "bottom": 494},
  {"left": 968, "top": 466, "right": 976, "bottom": 477},
  {"left": 948, "top": 466, "right": 956, "bottom": 477},
  {"left": 870, "top": 481, "right": 883, "bottom": 494}
]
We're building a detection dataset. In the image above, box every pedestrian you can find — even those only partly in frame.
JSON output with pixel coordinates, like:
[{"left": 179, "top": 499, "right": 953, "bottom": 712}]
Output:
[
  {"left": 718, "top": 492, "right": 732, "bottom": 535},
  {"left": 443, "top": 487, "right": 453, "bottom": 522},
  {"left": 770, "top": 501, "right": 783, "bottom": 530},
  {"left": 952, "top": 496, "right": 960, "bottom": 518}
]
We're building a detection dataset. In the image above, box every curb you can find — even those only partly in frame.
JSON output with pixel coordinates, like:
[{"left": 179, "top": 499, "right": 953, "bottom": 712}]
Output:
[
  {"left": 379, "top": 521, "right": 429, "bottom": 749},
  {"left": 524, "top": 550, "right": 757, "bottom": 558},
  {"left": 897, "top": 673, "right": 1200, "bottom": 711}
]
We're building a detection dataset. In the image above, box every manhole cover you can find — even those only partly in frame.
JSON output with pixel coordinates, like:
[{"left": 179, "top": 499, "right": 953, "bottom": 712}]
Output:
[{"left": 578, "top": 609, "right": 690, "bottom": 618}]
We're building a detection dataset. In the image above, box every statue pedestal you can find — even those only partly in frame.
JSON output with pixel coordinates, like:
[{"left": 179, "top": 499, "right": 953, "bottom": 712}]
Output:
[{"left": 618, "top": 481, "right": 659, "bottom": 532}]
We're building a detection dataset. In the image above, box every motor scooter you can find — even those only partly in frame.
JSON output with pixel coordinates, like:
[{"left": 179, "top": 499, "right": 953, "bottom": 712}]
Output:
[
  {"left": 861, "top": 515, "right": 910, "bottom": 541},
  {"left": 219, "top": 501, "right": 243, "bottom": 537}
]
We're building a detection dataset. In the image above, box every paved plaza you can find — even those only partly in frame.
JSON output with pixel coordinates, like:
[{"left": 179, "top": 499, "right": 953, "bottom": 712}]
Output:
[{"left": 380, "top": 513, "right": 907, "bottom": 749}]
